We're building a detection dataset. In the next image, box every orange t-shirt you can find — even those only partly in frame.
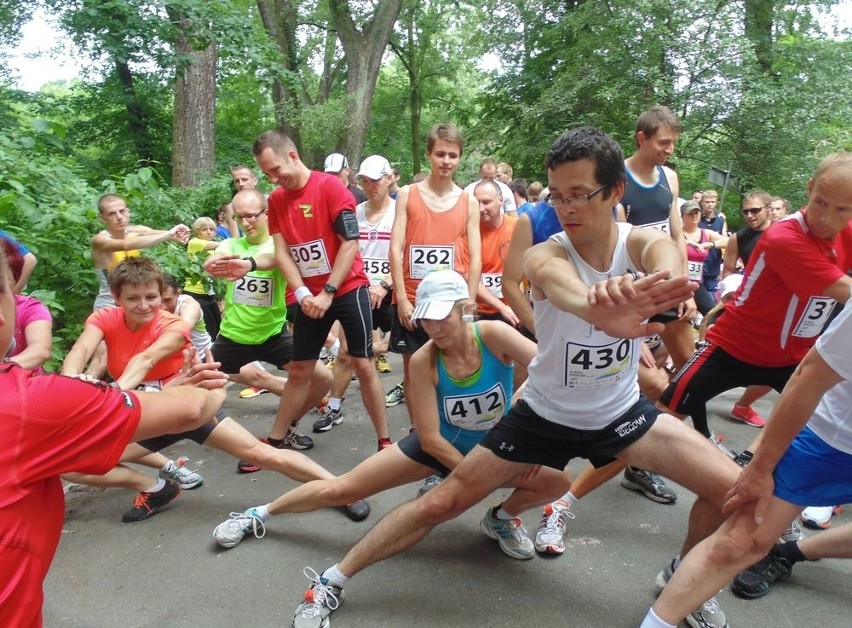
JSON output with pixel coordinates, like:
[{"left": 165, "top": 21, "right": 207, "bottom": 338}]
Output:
[
  {"left": 401, "top": 184, "right": 470, "bottom": 303},
  {"left": 477, "top": 215, "right": 518, "bottom": 314},
  {"left": 86, "top": 308, "right": 190, "bottom": 382}
]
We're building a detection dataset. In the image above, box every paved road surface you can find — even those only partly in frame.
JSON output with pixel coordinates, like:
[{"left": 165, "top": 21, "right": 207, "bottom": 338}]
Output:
[{"left": 46, "top": 354, "right": 851, "bottom": 627}]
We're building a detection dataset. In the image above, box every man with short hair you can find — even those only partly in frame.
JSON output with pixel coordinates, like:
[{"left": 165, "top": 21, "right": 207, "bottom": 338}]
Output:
[
  {"left": 770, "top": 196, "right": 791, "bottom": 222},
  {"left": 312, "top": 155, "right": 397, "bottom": 433},
  {"left": 324, "top": 153, "right": 368, "bottom": 204},
  {"left": 698, "top": 190, "right": 727, "bottom": 295},
  {"left": 288, "top": 126, "right": 737, "bottom": 628},
  {"left": 722, "top": 191, "right": 773, "bottom": 278},
  {"left": 618, "top": 104, "right": 695, "bottom": 503},
  {"left": 254, "top": 133, "right": 391, "bottom": 451},
  {"left": 465, "top": 157, "right": 517, "bottom": 216},
  {"left": 388, "top": 165, "right": 401, "bottom": 198},
  {"left": 385, "top": 123, "right": 482, "bottom": 411},
  {"left": 508, "top": 178, "right": 534, "bottom": 216}
]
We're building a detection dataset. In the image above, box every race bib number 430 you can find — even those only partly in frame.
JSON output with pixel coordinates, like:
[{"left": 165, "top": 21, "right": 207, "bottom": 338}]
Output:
[
  {"left": 409, "top": 245, "right": 453, "bottom": 279},
  {"left": 443, "top": 382, "right": 507, "bottom": 431},
  {"left": 290, "top": 239, "right": 332, "bottom": 277},
  {"left": 564, "top": 338, "right": 633, "bottom": 389}
]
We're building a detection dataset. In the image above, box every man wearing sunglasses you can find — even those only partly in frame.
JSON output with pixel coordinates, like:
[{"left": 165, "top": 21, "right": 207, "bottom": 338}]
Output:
[{"left": 722, "top": 191, "right": 773, "bottom": 277}]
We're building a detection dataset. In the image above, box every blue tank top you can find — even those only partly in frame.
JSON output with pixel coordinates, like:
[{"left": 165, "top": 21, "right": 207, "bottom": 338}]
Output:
[
  {"left": 622, "top": 165, "right": 673, "bottom": 233},
  {"left": 437, "top": 323, "right": 514, "bottom": 454},
  {"left": 526, "top": 201, "right": 562, "bottom": 245}
]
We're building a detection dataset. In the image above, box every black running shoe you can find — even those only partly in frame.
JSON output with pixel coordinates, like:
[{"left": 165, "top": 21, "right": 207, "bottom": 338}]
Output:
[
  {"left": 343, "top": 500, "right": 370, "bottom": 522},
  {"left": 121, "top": 480, "right": 181, "bottom": 522},
  {"left": 621, "top": 466, "right": 677, "bottom": 504},
  {"left": 731, "top": 546, "right": 794, "bottom": 599}
]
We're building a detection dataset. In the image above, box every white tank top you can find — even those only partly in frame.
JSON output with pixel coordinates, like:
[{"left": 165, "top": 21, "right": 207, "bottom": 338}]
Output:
[
  {"left": 356, "top": 200, "right": 395, "bottom": 286},
  {"left": 524, "top": 222, "right": 642, "bottom": 429}
]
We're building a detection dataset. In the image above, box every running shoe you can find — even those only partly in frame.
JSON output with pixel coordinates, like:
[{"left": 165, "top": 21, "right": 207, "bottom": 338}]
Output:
[
  {"left": 282, "top": 424, "right": 314, "bottom": 450},
  {"left": 479, "top": 507, "right": 534, "bottom": 560},
  {"left": 325, "top": 356, "right": 337, "bottom": 371},
  {"left": 159, "top": 457, "right": 204, "bottom": 489},
  {"left": 385, "top": 382, "right": 405, "bottom": 407},
  {"left": 312, "top": 408, "right": 343, "bottom": 433},
  {"left": 621, "top": 466, "right": 677, "bottom": 504},
  {"left": 121, "top": 480, "right": 181, "bottom": 522},
  {"left": 709, "top": 432, "right": 735, "bottom": 460},
  {"left": 342, "top": 500, "right": 370, "bottom": 522},
  {"left": 800, "top": 505, "right": 842, "bottom": 529},
  {"left": 292, "top": 567, "right": 344, "bottom": 628},
  {"left": 534, "top": 503, "right": 575, "bottom": 555},
  {"left": 729, "top": 404, "right": 766, "bottom": 428},
  {"left": 656, "top": 558, "right": 728, "bottom": 628},
  {"left": 375, "top": 354, "right": 392, "bottom": 373},
  {"left": 377, "top": 437, "right": 393, "bottom": 451},
  {"left": 239, "top": 386, "right": 269, "bottom": 399},
  {"left": 213, "top": 508, "right": 266, "bottom": 548},
  {"left": 418, "top": 474, "right": 444, "bottom": 496},
  {"left": 780, "top": 519, "right": 802, "bottom": 543},
  {"left": 733, "top": 450, "right": 754, "bottom": 467},
  {"left": 731, "top": 545, "right": 794, "bottom": 599}
]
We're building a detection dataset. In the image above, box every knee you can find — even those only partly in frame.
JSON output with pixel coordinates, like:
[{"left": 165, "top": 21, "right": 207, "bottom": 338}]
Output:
[
  {"left": 316, "top": 479, "right": 355, "bottom": 505},
  {"left": 705, "top": 527, "right": 771, "bottom": 569},
  {"left": 417, "top": 488, "right": 466, "bottom": 525},
  {"left": 288, "top": 361, "right": 315, "bottom": 381}
]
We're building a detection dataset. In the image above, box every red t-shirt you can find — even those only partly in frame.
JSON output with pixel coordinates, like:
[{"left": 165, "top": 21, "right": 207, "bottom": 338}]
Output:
[
  {"left": 267, "top": 171, "right": 368, "bottom": 296},
  {"left": 709, "top": 211, "right": 852, "bottom": 366},
  {"left": 86, "top": 308, "right": 190, "bottom": 383},
  {"left": 0, "top": 365, "right": 141, "bottom": 625}
]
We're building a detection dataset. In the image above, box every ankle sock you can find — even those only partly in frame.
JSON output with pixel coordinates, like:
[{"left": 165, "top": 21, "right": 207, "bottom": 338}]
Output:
[
  {"left": 776, "top": 540, "right": 808, "bottom": 564},
  {"left": 322, "top": 564, "right": 348, "bottom": 588}
]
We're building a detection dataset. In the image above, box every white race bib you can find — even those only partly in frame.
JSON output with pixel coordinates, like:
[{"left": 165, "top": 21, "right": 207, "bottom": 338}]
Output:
[
  {"left": 409, "top": 245, "right": 454, "bottom": 279},
  {"left": 363, "top": 257, "right": 391, "bottom": 282},
  {"left": 233, "top": 274, "right": 274, "bottom": 307},
  {"left": 793, "top": 297, "right": 837, "bottom": 339},
  {"left": 481, "top": 273, "right": 503, "bottom": 298},
  {"left": 443, "top": 383, "right": 507, "bottom": 430},
  {"left": 290, "top": 239, "right": 332, "bottom": 278},
  {"left": 564, "top": 338, "right": 633, "bottom": 390},
  {"left": 687, "top": 260, "right": 703, "bottom": 280}
]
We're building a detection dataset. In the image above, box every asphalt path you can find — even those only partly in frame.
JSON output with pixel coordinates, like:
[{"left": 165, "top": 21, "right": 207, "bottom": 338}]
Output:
[{"left": 45, "top": 353, "right": 851, "bottom": 627}]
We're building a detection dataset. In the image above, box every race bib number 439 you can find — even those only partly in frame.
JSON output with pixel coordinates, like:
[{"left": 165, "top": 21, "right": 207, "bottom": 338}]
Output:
[
  {"left": 409, "top": 245, "right": 453, "bottom": 279},
  {"left": 290, "top": 239, "right": 332, "bottom": 277},
  {"left": 564, "top": 338, "right": 633, "bottom": 390},
  {"left": 443, "top": 382, "right": 507, "bottom": 431}
]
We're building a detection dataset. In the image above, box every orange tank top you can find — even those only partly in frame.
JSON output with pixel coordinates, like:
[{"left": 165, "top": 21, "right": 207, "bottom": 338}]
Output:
[{"left": 401, "top": 185, "right": 470, "bottom": 303}]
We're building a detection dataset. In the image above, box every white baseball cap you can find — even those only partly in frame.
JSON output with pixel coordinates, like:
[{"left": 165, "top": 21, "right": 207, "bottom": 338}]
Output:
[
  {"left": 718, "top": 273, "right": 743, "bottom": 299},
  {"left": 324, "top": 153, "right": 348, "bottom": 173},
  {"left": 412, "top": 270, "right": 468, "bottom": 321},
  {"left": 357, "top": 155, "right": 391, "bottom": 180}
]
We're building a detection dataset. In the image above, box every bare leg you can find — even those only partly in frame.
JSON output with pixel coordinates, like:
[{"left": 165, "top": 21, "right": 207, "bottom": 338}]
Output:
[
  {"left": 131, "top": 386, "right": 226, "bottom": 442},
  {"left": 351, "top": 356, "right": 389, "bottom": 440},
  {"left": 501, "top": 465, "right": 571, "bottom": 515},
  {"left": 231, "top": 364, "right": 287, "bottom": 395},
  {"left": 63, "top": 465, "right": 154, "bottom": 492},
  {"left": 267, "top": 445, "right": 434, "bottom": 515},
  {"left": 269, "top": 360, "right": 333, "bottom": 439},
  {"left": 337, "top": 447, "right": 527, "bottom": 577},
  {"left": 653, "top": 497, "right": 800, "bottom": 624},
  {"left": 735, "top": 385, "right": 771, "bottom": 409},
  {"left": 660, "top": 319, "right": 695, "bottom": 372},
  {"left": 570, "top": 460, "right": 626, "bottom": 499}
]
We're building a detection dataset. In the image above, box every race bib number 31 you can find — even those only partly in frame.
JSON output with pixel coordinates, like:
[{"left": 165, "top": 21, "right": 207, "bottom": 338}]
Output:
[
  {"left": 410, "top": 245, "right": 453, "bottom": 279},
  {"left": 443, "top": 383, "right": 507, "bottom": 431},
  {"left": 290, "top": 239, "right": 332, "bottom": 277},
  {"left": 564, "top": 338, "right": 633, "bottom": 390},
  {"left": 234, "top": 274, "right": 274, "bottom": 307}
]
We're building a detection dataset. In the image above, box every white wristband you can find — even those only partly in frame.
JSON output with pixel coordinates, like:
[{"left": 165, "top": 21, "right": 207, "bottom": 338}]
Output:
[{"left": 295, "top": 286, "right": 312, "bottom": 304}]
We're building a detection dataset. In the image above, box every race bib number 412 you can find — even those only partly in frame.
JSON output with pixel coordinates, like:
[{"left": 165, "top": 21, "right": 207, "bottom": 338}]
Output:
[{"left": 443, "top": 382, "right": 507, "bottom": 431}]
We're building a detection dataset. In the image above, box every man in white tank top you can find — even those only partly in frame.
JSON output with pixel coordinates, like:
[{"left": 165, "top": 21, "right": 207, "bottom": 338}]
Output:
[{"left": 286, "top": 127, "right": 740, "bottom": 628}]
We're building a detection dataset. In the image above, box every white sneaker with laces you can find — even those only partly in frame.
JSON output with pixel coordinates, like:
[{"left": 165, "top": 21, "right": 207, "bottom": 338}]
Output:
[{"left": 212, "top": 508, "right": 266, "bottom": 548}]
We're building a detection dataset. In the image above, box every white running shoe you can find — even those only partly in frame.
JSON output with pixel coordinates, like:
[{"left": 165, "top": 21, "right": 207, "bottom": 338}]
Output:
[{"left": 534, "top": 503, "right": 574, "bottom": 555}]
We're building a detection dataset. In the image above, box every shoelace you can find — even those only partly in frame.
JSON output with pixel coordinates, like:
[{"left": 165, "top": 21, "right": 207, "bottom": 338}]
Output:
[
  {"left": 301, "top": 567, "right": 341, "bottom": 612},
  {"left": 699, "top": 596, "right": 723, "bottom": 617},
  {"left": 544, "top": 506, "right": 575, "bottom": 534},
  {"left": 228, "top": 511, "right": 266, "bottom": 540},
  {"left": 132, "top": 492, "right": 153, "bottom": 511}
]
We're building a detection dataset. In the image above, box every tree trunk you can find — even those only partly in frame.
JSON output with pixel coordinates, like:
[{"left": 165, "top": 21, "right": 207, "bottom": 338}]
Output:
[
  {"left": 170, "top": 21, "right": 217, "bottom": 187},
  {"left": 257, "top": 0, "right": 302, "bottom": 151},
  {"left": 744, "top": 0, "right": 774, "bottom": 75},
  {"left": 113, "top": 59, "right": 155, "bottom": 165},
  {"left": 328, "top": 0, "right": 402, "bottom": 167}
]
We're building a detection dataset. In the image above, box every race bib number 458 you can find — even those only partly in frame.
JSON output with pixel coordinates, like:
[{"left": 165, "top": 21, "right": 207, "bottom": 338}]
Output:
[{"left": 564, "top": 338, "right": 633, "bottom": 390}]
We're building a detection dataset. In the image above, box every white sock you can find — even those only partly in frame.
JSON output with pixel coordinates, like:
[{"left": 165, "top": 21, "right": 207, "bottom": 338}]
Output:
[
  {"left": 639, "top": 608, "right": 676, "bottom": 628},
  {"left": 251, "top": 360, "right": 266, "bottom": 371},
  {"left": 329, "top": 397, "right": 342, "bottom": 411},
  {"left": 554, "top": 491, "right": 577, "bottom": 510},
  {"left": 328, "top": 338, "right": 340, "bottom": 358},
  {"left": 145, "top": 478, "right": 166, "bottom": 493},
  {"left": 253, "top": 504, "right": 271, "bottom": 520},
  {"left": 322, "top": 564, "right": 348, "bottom": 588},
  {"left": 494, "top": 506, "right": 513, "bottom": 520}
]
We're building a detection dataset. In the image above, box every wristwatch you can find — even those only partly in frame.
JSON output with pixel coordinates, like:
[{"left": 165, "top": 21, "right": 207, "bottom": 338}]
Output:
[
  {"left": 379, "top": 280, "right": 391, "bottom": 291},
  {"left": 323, "top": 283, "right": 338, "bottom": 294}
]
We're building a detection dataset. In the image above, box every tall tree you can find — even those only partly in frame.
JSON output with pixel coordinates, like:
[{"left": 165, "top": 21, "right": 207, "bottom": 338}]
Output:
[{"left": 328, "top": 0, "right": 402, "bottom": 166}]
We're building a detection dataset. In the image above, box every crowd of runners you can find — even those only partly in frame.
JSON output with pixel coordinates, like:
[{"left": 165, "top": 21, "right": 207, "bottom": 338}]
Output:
[{"left": 3, "top": 105, "right": 852, "bottom": 628}]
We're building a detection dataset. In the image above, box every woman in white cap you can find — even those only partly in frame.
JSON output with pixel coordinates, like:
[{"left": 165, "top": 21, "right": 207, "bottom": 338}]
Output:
[{"left": 212, "top": 269, "right": 569, "bottom": 558}]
